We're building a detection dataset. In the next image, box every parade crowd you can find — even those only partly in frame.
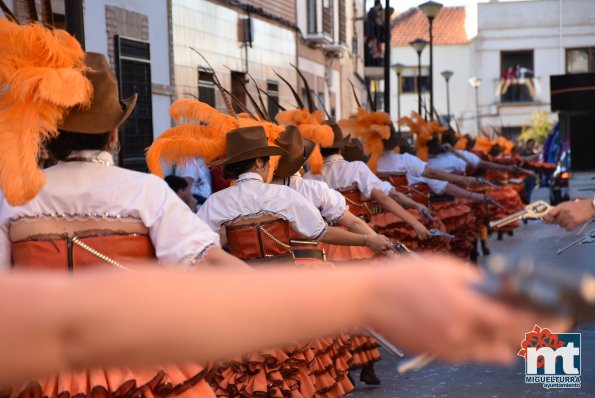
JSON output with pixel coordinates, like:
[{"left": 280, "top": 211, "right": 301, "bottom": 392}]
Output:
[{"left": 0, "top": 11, "right": 593, "bottom": 398}]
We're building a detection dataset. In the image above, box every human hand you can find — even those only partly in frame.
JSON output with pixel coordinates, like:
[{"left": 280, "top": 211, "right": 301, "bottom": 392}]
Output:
[
  {"left": 544, "top": 197, "right": 595, "bottom": 231},
  {"left": 414, "top": 223, "right": 432, "bottom": 240},
  {"left": 365, "top": 234, "right": 395, "bottom": 253},
  {"left": 367, "top": 257, "right": 563, "bottom": 364},
  {"left": 457, "top": 176, "right": 476, "bottom": 188},
  {"left": 417, "top": 204, "right": 434, "bottom": 221}
]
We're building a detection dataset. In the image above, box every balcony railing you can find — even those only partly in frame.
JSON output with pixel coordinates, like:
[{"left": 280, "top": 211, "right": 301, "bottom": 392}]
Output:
[{"left": 494, "top": 77, "right": 541, "bottom": 104}]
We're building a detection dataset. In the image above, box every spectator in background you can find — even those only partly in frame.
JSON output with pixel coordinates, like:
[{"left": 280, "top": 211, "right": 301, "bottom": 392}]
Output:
[
  {"left": 165, "top": 175, "right": 198, "bottom": 212},
  {"left": 499, "top": 66, "right": 516, "bottom": 101},
  {"left": 176, "top": 157, "right": 212, "bottom": 205}
]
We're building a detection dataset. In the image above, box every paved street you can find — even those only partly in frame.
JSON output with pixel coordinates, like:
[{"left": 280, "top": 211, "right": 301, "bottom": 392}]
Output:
[{"left": 349, "top": 189, "right": 595, "bottom": 397}]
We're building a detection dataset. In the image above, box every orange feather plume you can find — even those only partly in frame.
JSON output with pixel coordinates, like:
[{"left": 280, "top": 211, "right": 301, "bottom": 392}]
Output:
[
  {"left": 306, "top": 145, "right": 324, "bottom": 175},
  {"left": 276, "top": 109, "right": 326, "bottom": 127},
  {"left": 338, "top": 108, "right": 394, "bottom": 171},
  {"left": 473, "top": 135, "right": 493, "bottom": 154},
  {"left": 0, "top": 19, "right": 90, "bottom": 205},
  {"left": 170, "top": 99, "right": 238, "bottom": 132},
  {"left": 146, "top": 125, "right": 223, "bottom": 176},
  {"left": 455, "top": 136, "right": 468, "bottom": 150},
  {"left": 298, "top": 124, "right": 334, "bottom": 148},
  {"left": 397, "top": 112, "right": 447, "bottom": 161}
]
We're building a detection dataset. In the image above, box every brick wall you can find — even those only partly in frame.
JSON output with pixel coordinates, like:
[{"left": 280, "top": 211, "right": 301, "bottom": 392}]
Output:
[
  {"left": 248, "top": 0, "right": 296, "bottom": 25},
  {"left": 104, "top": 5, "right": 149, "bottom": 72}
]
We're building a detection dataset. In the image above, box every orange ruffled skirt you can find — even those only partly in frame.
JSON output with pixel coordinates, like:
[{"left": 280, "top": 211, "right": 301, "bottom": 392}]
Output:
[
  {"left": 430, "top": 199, "right": 476, "bottom": 258},
  {"left": 315, "top": 227, "right": 382, "bottom": 371},
  {"left": 210, "top": 257, "right": 354, "bottom": 398},
  {"left": 6, "top": 364, "right": 216, "bottom": 398}
]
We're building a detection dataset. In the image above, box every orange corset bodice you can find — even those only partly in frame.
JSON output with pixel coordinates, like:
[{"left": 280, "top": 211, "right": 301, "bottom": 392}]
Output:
[
  {"left": 225, "top": 219, "right": 323, "bottom": 262},
  {"left": 12, "top": 235, "right": 155, "bottom": 271},
  {"left": 377, "top": 172, "right": 430, "bottom": 205},
  {"left": 338, "top": 188, "right": 372, "bottom": 222},
  {"left": 9, "top": 218, "right": 156, "bottom": 271},
  {"left": 377, "top": 172, "right": 408, "bottom": 190}
]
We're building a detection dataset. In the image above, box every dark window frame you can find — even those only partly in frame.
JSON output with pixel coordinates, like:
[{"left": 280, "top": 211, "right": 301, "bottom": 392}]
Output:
[
  {"left": 307, "top": 0, "right": 317, "bottom": 34},
  {"left": 114, "top": 35, "right": 153, "bottom": 172},
  {"left": 500, "top": 49, "right": 534, "bottom": 75},
  {"left": 266, "top": 80, "right": 280, "bottom": 120},
  {"left": 198, "top": 66, "right": 216, "bottom": 108},
  {"left": 400, "top": 75, "right": 429, "bottom": 94}
]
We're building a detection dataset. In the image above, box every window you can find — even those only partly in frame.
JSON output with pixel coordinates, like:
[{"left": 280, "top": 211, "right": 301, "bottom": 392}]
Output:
[
  {"left": 566, "top": 48, "right": 595, "bottom": 74},
  {"left": 230, "top": 71, "right": 246, "bottom": 114},
  {"left": 115, "top": 36, "right": 153, "bottom": 172},
  {"left": 500, "top": 50, "right": 534, "bottom": 75},
  {"left": 322, "top": 0, "right": 333, "bottom": 36},
  {"left": 307, "top": 0, "right": 317, "bottom": 34},
  {"left": 500, "top": 50, "right": 535, "bottom": 103},
  {"left": 338, "top": 0, "right": 346, "bottom": 44},
  {"left": 198, "top": 67, "right": 216, "bottom": 108},
  {"left": 267, "top": 81, "right": 280, "bottom": 119},
  {"left": 400, "top": 75, "right": 429, "bottom": 94}
]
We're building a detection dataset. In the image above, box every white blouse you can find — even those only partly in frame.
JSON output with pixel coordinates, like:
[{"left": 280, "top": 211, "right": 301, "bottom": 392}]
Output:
[
  {"left": 0, "top": 151, "right": 220, "bottom": 267},
  {"left": 197, "top": 172, "right": 328, "bottom": 240},
  {"left": 458, "top": 150, "right": 482, "bottom": 168},
  {"left": 271, "top": 173, "right": 348, "bottom": 224},
  {"left": 304, "top": 154, "right": 393, "bottom": 199},
  {"left": 427, "top": 152, "right": 468, "bottom": 174},
  {"left": 377, "top": 151, "right": 447, "bottom": 194}
]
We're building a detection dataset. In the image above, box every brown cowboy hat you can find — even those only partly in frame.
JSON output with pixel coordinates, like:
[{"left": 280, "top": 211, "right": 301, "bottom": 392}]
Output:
[
  {"left": 211, "top": 125, "right": 287, "bottom": 166},
  {"left": 341, "top": 138, "right": 371, "bottom": 163},
  {"left": 60, "top": 52, "right": 138, "bottom": 134},
  {"left": 324, "top": 121, "right": 351, "bottom": 149},
  {"left": 274, "top": 125, "right": 316, "bottom": 177}
]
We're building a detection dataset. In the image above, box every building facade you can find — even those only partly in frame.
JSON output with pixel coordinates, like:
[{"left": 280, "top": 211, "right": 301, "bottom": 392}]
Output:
[
  {"left": 7, "top": 0, "right": 174, "bottom": 171},
  {"left": 390, "top": 6, "right": 473, "bottom": 126},
  {"left": 472, "top": 0, "right": 595, "bottom": 138},
  {"left": 171, "top": 0, "right": 299, "bottom": 119},
  {"left": 296, "top": 0, "right": 366, "bottom": 120}
]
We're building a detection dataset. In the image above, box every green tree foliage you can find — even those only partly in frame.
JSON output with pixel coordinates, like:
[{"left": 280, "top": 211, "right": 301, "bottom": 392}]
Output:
[{"left": 519, "top": 112, "right": 554, "bottom": 144}]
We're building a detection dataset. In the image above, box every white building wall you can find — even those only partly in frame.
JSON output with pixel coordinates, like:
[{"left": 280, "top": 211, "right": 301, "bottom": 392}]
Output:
[
  {"left": 83, "top": 0, "right": 172, "bottom": 139},
  {"left": 390, "top": 44, "right": 473, "bottom": 126},
  {"left": 473, "top": 0, "right": 595, "bottom": 134}
]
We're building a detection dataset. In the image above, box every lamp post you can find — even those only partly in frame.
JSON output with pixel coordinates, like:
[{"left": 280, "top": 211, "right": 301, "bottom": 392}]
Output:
[
  {"left": 469, "top": 77, "right": 482, "bottom": 135},
  {"left": 441, "top": 70, "right": 453, "bottom": 124},
  {"left": 409, "top": 38, "right": 428, "bottom": 115},
  {"left": 419, "top": 1, "right": 443, "bottom": 120},
  {"left": 391, "top": 63, "right": 406, "bottom": 125},
  {"left": 384, "top": 0, "right": 391, "bottom": 113}
]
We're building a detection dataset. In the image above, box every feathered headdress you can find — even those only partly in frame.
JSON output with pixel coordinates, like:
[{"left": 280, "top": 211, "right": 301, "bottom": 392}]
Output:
[
  {"left": 147, "top": 54, "right": 286, "bottom": 182},
  {"left": 0, "top": 4, "right": 92, "bottom": 205},
  {"left": 338, "top": 108, "right": 391, "bottom": 172},
  {"left": 472, "top": 135, "right": 493, "bottom": 154},
  {"left": 397, "top": 112, "right": 446, "bottom": 161},
  {"left": 274, "top": 66, "right": 334, "bottom": 174}
]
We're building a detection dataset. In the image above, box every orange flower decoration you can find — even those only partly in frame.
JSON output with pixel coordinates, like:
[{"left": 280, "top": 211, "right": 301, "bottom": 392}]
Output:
[{"left": 517, "top": 325, "right": 565, "bottom": 369}]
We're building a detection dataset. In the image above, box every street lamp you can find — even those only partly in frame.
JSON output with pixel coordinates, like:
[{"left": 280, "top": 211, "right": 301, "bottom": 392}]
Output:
[
  {"left": 409, "top": 38, "right": 428, "bottom": 115},
  {"left": 441, "top": 70, "right": 454, "bottom": 124},
  {"left": 419, "top": 1, "right": 443, "bottom": 120},
  {"left": 392, "top": 63, "right": 406, "bottom": 125},
  {"left": 469, "top": 77, "right": 482, "bottom": 135}
]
